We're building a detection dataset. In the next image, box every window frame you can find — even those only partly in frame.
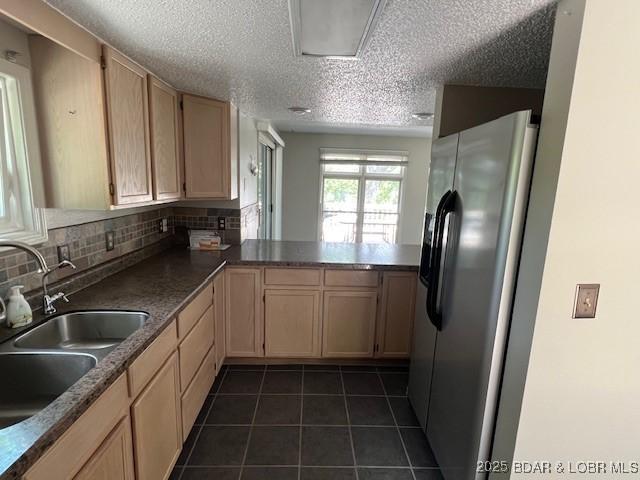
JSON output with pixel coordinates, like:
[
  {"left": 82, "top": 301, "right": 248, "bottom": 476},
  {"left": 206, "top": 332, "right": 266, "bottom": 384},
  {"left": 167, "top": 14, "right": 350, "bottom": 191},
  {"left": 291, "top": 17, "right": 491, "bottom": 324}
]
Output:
[
  {"left": 318, "top": 161, "right": 406, "bottom": 244},
  {"left": 0, "top": 56, "right": 47, "bottom": 245}
]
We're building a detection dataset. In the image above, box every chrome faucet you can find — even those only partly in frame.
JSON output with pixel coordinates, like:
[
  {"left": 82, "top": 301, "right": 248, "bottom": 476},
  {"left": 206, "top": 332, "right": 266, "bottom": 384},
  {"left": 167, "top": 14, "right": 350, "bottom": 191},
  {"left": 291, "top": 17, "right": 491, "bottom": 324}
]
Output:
[{"left": 0, "top": 240, "right": 76, "bottom": 316}]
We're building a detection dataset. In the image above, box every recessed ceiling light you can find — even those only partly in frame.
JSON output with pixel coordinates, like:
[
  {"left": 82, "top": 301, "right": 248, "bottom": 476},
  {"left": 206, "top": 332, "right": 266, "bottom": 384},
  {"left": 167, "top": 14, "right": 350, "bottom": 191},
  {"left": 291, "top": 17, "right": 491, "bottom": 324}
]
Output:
[
  {"left": 288, "top": 0, "right": 387, "bottom": 59},
  {"left": 289, "top": 106, "right": 312, "bottom": 115},
  {"left": 412, "top": 112, "right": 434, "bottom": 121}
]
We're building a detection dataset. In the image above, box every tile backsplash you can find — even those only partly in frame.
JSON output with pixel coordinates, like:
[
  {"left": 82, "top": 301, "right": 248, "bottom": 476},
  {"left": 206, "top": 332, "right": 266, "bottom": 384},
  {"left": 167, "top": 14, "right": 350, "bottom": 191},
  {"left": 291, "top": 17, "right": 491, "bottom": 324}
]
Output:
[
  {"left": 0, "top": 207, "right": 173, "bottom": 301},
  {"left": 172, "top": 207, "right": 242, "bottom": 245},
  {"left": 0, "top": 205, "right": 249, "bottom": 304}
]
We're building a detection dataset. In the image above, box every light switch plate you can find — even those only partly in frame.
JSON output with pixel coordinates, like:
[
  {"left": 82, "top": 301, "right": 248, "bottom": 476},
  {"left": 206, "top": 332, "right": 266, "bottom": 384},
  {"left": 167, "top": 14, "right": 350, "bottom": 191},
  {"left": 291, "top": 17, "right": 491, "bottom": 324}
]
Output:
[{"left": 573, "top": 284, "right": 600, "bottom": 318}]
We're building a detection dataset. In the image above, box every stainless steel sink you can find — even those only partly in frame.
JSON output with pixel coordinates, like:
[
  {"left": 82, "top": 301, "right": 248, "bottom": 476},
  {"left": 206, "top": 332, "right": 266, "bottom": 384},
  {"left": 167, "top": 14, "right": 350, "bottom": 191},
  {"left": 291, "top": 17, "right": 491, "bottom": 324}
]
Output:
[
  {"left": 0, "top": 310, "right": 148, "bottom": 429},
  {"left": 13, "top": 311, "right": 149, "bottom": 351},
  {"left": 0, "top": 352, "right": 96, "bottom": 429}
]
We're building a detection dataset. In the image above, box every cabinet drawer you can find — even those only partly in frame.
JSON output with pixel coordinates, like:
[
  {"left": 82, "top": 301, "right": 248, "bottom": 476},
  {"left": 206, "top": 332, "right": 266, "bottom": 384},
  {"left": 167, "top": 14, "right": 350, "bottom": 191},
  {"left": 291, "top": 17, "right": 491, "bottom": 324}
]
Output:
[
  {"left": 179, "top": 305, "right": 214, "bottom": 391},
  {"left": 178, "top": 284, "right": 213, "bottom": 339},
  {"left": 128, "top": 320, "right": 177, "bottom": 398},
  {"left": 264, "top": 268, "right": 321, "bottom": 286},
  {"left": 25, "top": 374, "right": 129, "bottom": 480},
  {"left": 181, "top": 346, "right": 216, "bottom": 440},
  {"left": 324, "top": 269, "right": 379, "bottom": 288}
]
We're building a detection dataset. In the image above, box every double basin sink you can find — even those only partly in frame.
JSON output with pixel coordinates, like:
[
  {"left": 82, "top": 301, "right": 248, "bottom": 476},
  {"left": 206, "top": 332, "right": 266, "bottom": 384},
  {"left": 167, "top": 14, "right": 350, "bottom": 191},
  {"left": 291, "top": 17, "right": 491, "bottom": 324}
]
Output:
[{"left": 0, "top": 311, "right": 148, "bottom": 429}]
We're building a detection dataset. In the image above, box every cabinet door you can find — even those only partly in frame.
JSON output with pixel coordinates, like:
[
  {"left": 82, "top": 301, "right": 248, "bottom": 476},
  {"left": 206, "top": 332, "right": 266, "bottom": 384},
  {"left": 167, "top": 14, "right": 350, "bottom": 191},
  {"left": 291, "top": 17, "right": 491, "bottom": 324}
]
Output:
[
  {"left": 103, "top": 46, "right": 153, "bottom": 205},
  {"left": 75, "top": 417, "right": 135, "bottom": 480},
  {"left": 182, "top": 94, "right": 230, "bottom": 198},
  {"left": 376, "top": 272, "right": 417, "bottom": 358},
  {"left": 148, "top": 76, "right": 181, "bottom": 200},
  {"left": 131, "top": 353, "right": 182, "bottom": 480},
  {"left": 322, "top": 290, "right": 378, "bottom": 358},
  {"left": 225, "top": 268, "right": 263, "bottom": 357},
  {"left": 30, "top": 36, "right": 111, "bottom": 209},
  {"left": 265, "top": 289, "right": 321, "bottom": 357},
  {"left": 214, "top": 273, "right": 226, "bottom": 373}
]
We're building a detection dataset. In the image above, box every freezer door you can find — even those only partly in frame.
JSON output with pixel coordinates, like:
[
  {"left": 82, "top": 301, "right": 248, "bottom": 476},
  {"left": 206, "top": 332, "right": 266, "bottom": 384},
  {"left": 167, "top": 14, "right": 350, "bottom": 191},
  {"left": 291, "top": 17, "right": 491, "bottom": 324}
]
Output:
[
  {"left": 409, "top": 133, "right": 458, "bottom": 429},
  {"left": 418, "top": 134, "right": 459, "bottom": 286},
  {"left": 426, "top": 111, "right": 537, "bottom": 480}
]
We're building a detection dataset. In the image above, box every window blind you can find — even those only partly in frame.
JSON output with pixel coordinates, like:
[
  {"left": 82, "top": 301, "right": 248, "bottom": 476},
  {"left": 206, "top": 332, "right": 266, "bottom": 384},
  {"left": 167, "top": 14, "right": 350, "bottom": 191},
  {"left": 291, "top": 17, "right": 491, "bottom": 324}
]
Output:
[{"left": 319, "top": 148, "right": 409, "bottom": 166}]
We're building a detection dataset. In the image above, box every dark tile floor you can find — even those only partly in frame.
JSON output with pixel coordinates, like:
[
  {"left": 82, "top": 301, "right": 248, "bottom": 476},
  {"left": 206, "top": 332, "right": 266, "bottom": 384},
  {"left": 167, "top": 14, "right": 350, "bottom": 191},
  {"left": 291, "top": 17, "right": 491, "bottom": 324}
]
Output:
[{"left": 172, "top": 364, "right": 443, "bottom": 480}]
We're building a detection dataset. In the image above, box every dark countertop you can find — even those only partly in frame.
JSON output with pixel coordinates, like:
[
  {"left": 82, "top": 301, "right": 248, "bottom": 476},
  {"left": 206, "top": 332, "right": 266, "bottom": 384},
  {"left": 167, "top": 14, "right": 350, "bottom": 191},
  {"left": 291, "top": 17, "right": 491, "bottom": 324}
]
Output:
[
  {"left": 224, "top": 240, "right": 420, "bottom": 270},
  {"left": 0, "top": 241, "right": 418, "bottom": 478}
]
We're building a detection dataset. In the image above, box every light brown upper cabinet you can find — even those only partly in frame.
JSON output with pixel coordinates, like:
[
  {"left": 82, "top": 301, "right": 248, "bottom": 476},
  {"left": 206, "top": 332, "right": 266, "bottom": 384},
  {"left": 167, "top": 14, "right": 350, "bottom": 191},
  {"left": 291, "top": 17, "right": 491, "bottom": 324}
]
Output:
[
  {"left": 29, "top": 36, "right": 112, "bottom": 210},
  {"left": 30, "top": 35, "right": 183, "bottom": 209},
  {"left": 376, "top": 272, "right": 417, "bottom": 358},
  {"left": 182, "top": 94, "right": 238, "bottom": 199},
  {"left": 148, "top": 76, "right": 182, "bottom": 201},
  {"left": 102, "top": 46, "right": 154, "bottom": 205}
]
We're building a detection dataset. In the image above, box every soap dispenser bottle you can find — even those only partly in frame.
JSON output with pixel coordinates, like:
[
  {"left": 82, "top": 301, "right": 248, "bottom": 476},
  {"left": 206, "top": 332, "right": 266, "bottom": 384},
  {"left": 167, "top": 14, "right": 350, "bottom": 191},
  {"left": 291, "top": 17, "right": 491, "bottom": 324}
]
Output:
[{"left": 6, "top": 285, "right": 32, "bottom": 328}]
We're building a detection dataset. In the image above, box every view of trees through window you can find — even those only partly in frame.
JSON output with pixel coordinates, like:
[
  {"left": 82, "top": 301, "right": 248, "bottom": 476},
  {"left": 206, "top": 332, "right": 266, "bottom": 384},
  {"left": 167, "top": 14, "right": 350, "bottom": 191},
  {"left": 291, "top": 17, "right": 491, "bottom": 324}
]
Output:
[{"left": 320, "top": 163, "right": 403, "bottom": 244}]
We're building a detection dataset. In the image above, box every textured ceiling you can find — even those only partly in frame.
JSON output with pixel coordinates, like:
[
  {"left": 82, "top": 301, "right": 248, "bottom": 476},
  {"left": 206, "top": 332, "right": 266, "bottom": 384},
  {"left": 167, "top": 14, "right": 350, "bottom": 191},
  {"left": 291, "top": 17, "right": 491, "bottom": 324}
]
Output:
[{"left": 45, "top": 0, "right": 557, "bottom": 135}]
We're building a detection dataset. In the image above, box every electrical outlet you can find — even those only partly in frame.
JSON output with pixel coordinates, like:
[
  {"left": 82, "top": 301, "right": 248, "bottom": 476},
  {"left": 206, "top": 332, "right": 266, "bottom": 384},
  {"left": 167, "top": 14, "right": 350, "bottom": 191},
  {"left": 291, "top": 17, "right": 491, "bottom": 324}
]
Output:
[
  {"left": 159, "top": 217, "right": 168, "bottom": 233},
  {"left": 105, "top": 231, "right": 115, "bottom": 251},
  {"left": 57, "top": 244, "right": 71, "bottom": 262},
  {"left": 573, "top": 284, "right": 600, "bottom": 318},
  {"left": 217, "top": 217, "right": 226, "bottom": 230}
]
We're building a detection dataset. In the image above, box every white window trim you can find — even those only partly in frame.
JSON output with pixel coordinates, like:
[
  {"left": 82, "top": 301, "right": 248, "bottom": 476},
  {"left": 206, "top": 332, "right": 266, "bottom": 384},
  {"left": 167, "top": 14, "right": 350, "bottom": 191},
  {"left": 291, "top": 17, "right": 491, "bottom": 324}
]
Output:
[
  {"left": 317, "top": 149, "right": 407, "bottom": 244},
  {"left": 0, "top": 57, "right": 47, "bottom": 245}
]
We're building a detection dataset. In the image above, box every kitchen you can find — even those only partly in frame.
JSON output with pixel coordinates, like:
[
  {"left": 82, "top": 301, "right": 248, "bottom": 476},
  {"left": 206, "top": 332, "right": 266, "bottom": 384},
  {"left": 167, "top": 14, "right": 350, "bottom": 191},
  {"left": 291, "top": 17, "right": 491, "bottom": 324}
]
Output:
[{"left": 0, "top": 1, "right": 638, "bottom": 480}]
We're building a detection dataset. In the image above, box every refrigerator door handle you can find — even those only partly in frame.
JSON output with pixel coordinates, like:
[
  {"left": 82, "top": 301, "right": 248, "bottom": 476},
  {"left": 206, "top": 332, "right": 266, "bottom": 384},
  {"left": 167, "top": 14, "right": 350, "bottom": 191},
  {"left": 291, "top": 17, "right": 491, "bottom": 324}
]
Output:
[
  {"left": 427, "top": 190, "right": 457, "bottom": 330},
  {"left": 426, "top": 190, "right": 451, "bottom": 328}
]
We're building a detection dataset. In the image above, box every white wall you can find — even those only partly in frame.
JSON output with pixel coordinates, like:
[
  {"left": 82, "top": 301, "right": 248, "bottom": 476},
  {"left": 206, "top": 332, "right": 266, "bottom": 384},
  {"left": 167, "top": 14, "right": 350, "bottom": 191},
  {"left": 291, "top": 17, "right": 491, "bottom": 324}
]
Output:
[
  {"left": 280, "top": 132, "right": 431, "bottom": 245},
  {"left": 500, "top": 0, "right": 640, "bottom": 474},
  {"left": 238, "top": 112, "right": 259, "bottom": 209}
]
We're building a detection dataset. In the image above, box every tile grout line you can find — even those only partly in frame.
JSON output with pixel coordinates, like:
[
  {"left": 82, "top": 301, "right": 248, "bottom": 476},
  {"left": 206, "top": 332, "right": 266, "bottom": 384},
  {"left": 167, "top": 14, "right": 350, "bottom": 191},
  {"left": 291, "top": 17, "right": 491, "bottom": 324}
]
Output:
[
  {"left": 339, "top": 366, "right": 360, "bottom": 480},
  {"left": 176, "top": 365, "right": 230, "bottom": 480},
  {"left": 238, "top": 365, "right": 267, "bottom": 480},
  {"left": 298, "top": 366, "right": 305, "bottom": 480},
  {"left": 199, "top": 423, "right": 422, "bottom": 428},
  {"left": 216, "top": 392, "right": 408, "bottom": 397},
  {"left": 377, "top": 370, "right": 417, "bottom": 480}
]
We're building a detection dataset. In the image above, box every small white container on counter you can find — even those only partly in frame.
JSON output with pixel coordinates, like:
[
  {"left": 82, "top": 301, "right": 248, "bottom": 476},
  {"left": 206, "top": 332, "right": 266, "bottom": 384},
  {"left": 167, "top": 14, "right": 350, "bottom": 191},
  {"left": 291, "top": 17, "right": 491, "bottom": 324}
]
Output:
[{"left": 6, "top": 285, "right": 33, "bottom": 328}]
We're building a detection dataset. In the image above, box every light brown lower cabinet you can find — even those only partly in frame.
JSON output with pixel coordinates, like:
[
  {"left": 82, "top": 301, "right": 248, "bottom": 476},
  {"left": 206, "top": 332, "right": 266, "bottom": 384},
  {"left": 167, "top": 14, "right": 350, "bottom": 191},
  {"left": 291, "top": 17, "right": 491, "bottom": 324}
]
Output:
[
  {"left": 264, "top": 289, "right": 321, "bottom": 357},
  {"left": 376, "top": 272, "right": 417, "bottom": 358},
  {"left": 214, "top": 273, "right": 226, "bottom": 374},
  {"left": 322, "top": 290, "right": 378, "bottom": 358},
  {"left": 179, "top": 305, "right": 214, "bottom": 391},
  {"left": 181, "top": 346, "right": 216, "bottom": 439},
  {"left": 74, "top": 416, "right": 135, "bottom": 480},
  {"left": 24, "top": 374, "right": 130, "bottom": 480},
  {"left": 225, "top": 268, "right": 263, "bottom": 357},
  {"left": 131, "top": 352, "right": 182, "bottom": 480}
]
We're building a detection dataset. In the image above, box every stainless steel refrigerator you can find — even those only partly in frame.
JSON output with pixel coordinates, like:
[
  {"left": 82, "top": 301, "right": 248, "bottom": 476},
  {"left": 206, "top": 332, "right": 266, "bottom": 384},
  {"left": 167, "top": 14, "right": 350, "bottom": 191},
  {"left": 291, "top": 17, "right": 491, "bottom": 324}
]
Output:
[{"left": 408, "top": 111, "right": 538, "bottom": 480}]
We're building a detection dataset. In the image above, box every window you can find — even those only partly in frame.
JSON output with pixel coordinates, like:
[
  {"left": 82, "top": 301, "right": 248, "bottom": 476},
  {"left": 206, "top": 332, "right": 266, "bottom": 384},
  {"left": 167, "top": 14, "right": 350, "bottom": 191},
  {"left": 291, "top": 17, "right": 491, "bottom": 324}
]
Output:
[
  {"left": 319, "top": 149, "right": 407, "bottom": 244},
  {"left": 0, "top": 57, "right": 46, "bottom": 244}
]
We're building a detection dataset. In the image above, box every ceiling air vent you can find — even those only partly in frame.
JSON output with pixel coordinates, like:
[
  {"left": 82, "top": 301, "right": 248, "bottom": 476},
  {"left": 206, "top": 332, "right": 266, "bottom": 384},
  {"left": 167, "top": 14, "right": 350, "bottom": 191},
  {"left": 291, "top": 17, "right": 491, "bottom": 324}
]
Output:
[{"left": 288, "top": 0, "right": 387, "bottom": 59}]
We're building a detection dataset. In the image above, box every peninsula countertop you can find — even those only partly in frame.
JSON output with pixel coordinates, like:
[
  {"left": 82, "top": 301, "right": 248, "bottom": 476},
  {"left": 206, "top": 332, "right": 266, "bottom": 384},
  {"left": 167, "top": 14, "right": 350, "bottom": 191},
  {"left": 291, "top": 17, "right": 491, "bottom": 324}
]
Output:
[
  {"left": 0, "top": 240, "right": 419, "bottom": 478},
  {"left": 225, "top": 240, "right": 420, "bottom": 270}
]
